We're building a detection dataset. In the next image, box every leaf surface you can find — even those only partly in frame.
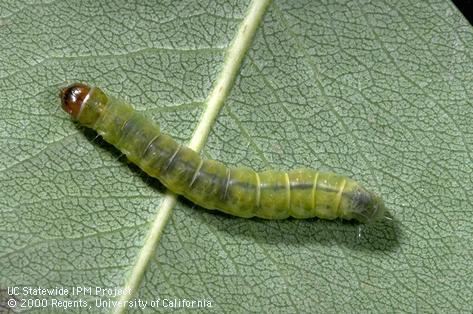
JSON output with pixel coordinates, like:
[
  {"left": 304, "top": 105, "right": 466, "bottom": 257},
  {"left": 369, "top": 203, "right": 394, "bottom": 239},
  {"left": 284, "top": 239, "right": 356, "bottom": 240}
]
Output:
[{"left": 0, "top": 0, "right": 472, "bottom": 313}]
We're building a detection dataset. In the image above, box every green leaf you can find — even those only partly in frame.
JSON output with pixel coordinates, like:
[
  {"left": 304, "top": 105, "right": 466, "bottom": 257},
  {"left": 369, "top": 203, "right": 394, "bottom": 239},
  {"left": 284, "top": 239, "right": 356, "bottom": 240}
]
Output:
[{"left": 1, "top": 0, "right": 472, "bottom": 313}]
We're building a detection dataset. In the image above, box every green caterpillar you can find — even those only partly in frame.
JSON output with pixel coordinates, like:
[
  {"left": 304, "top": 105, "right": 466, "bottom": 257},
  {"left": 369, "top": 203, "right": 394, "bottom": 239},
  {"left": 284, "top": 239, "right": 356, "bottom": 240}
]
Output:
[{"left": 60, "top": 83, "right": 386, "bottom": 223}]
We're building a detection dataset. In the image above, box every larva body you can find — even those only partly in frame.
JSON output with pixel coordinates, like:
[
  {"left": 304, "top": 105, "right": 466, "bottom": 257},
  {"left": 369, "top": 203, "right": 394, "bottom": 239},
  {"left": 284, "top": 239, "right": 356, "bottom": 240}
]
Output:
[{"left": 60, "top": 84, "right": 386, "bottom": 223}]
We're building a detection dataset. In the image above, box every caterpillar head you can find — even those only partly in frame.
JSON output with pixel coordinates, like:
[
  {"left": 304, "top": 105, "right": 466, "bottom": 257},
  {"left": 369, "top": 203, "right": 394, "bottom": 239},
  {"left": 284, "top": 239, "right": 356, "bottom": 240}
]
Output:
[
  {"left": 60, "top": 83, "right": 91, "bottom": 119},
  {"left": 345, "top": 187, "right": 386, "bottom": 223},
  {"left": 60, "top": 83, "right": 108, "bottom": 127}
]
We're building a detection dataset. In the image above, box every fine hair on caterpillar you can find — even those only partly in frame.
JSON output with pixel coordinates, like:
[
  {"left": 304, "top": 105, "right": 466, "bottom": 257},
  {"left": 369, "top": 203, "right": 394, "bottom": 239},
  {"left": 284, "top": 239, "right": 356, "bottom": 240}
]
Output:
[{"left": 60, "top": 83, "right": 388, "bottom": 223}]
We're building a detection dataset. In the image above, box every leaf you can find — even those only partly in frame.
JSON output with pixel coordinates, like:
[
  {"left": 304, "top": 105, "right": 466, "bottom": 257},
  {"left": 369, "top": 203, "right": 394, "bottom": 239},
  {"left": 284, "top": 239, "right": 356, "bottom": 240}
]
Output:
[{"left": 1, "top": 0, "right": 472, "bottom": 313}]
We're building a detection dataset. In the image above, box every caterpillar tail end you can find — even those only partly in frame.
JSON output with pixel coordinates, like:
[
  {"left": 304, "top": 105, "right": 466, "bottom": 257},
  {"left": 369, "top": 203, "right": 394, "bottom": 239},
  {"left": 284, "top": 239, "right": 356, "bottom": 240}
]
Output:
[
  {"left": 342, "top": 186, "right": 387, "bottom": 224},
  {"left": 60, "top": 83, "right": 91, "bottom": 119},
  {"left": 367, "top": 192, "right": 387, "bottom": 224},
  {"left": 383, "top": 211, "right": 394, "bottom": 221}
]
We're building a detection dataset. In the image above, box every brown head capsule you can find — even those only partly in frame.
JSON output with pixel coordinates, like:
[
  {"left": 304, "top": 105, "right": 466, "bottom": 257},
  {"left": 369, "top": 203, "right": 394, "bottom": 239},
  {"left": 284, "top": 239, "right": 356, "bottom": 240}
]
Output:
[{"left": 60, "top": 83, "right": 91, "bottom": 119}]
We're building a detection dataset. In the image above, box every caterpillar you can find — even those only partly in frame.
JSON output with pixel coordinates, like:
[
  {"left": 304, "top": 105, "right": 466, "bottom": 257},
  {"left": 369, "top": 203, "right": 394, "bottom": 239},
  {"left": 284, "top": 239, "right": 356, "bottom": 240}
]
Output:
[{"left": 60, "top": 83, "right": 387, "bottom": 223}]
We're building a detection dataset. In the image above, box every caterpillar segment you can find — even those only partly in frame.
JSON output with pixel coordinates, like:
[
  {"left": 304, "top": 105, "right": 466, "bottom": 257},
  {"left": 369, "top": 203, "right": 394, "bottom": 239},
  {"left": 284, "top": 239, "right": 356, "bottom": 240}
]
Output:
[{"left": 60, "top": 83, "right": 386, "bottom": 223}]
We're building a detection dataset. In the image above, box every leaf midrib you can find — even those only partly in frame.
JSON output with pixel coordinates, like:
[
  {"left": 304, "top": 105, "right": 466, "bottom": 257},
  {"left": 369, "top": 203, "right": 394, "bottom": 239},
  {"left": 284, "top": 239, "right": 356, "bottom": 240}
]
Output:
[{"left": 113, "top": 1, "right": 273, "bottom": 312}]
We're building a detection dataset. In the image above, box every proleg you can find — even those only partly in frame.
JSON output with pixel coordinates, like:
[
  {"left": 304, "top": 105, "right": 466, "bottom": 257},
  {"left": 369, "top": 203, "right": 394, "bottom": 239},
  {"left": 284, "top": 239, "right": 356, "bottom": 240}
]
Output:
[{"left": 60, "top": 83, "right": 387, "bottom": 223}]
